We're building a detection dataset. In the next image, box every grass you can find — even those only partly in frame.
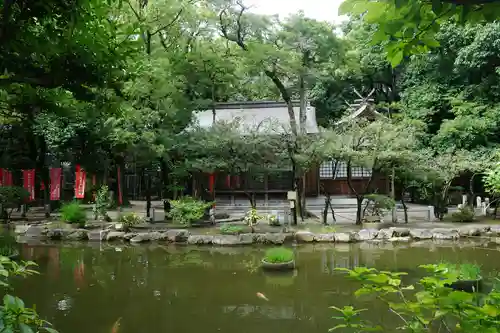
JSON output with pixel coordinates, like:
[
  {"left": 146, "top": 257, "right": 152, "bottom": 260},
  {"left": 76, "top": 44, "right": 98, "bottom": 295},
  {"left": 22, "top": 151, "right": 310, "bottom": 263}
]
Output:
[
  {"left": 219, "top": 224, "right": 244, "bottom": 235},
  {"left": 263, "top": 247, "right": 294, "bottom": 263}
]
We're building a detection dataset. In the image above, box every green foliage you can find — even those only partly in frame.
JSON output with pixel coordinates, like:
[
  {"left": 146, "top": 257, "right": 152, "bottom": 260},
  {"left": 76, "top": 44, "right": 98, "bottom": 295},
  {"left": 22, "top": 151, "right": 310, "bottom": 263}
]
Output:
[
  {"left": 364, "top": 194, "right": 396, "bottom": 217},
  {"left": 0, "top": 256, "right": 57, "bottom": 333},
  {"left": 219, "top": 224, "right": 244, "bottom": 235},
  {"left": 92, "top": 185, "right": 110, "bottom": 220},
  {"left": 0, "top": 234, "right": 18, "bottom": 258},
  {"left": 332, "top": 264, "right": 500, "bottom": 332},
  {"left": 339, "top": 0, "right": 500, "bottom": 66},
  {"left": 267, "top": 214, "right": 280, "bottom": 226},
  {"left": 168, "top": 196, "right": 213, "bottom": 226},
  {"left": 0, "top": 187, "right": 30, "bottom": 221},
  {"left": 451, "top": 206, "right": 475, "bottom": 223},
  {"left": 60, "top": 202, "right": 87, "bottom": 227},
  {"left": 118, "top": 212, "right": 144, "bottom": 230},
  {"left": 263, "top": 247, "right": 294, "bottom": 263},
  {"left": 440, "top": 262, "right": 482, "bottom": 280},
  {"left": 243, "top": 208, "right": 263, "bottom": 228}
]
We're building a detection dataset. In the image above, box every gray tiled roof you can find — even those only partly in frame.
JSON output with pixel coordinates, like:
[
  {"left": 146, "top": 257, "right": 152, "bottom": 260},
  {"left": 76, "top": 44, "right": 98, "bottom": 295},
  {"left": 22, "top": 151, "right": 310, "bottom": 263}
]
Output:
[{"left": 193, "top": 101, "right": 319, "bottom": 134}]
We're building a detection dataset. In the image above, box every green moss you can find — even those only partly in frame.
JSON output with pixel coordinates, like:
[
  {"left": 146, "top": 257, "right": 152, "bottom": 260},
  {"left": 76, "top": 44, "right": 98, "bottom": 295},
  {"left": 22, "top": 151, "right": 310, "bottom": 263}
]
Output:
[{"left": 263, "top": 247, "right": 294, "bottom": 263}]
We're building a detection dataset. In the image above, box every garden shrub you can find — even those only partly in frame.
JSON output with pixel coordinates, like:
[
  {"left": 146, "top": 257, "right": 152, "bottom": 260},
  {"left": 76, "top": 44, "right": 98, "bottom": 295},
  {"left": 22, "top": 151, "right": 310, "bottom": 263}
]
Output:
[
  {"left": 451, "top": 206, "right": 475, "bottom": 222},
  {"left": 168, "top": 196, "right": 213, "bottom": 225},
  {"left": 60, "top": 202, "right": 87, "bottom": 227},
  {"left": 92, "top": 185, "right": 110, "bottom": 220},
  {"left": 0, "top": 186, "right": 30, "bottom": 221},
  {"left": 219, "top": 224, "right": 244, "bottom": 235},
  {"left": 118, "top": 212, "right": 144, "bottom": 230},
  {"left": 0, "top": 234, "right": 18, "bottom": 258},
  {"left": 263, "top": 247, "right": 294, "bottom": 263},
  {"left": 363, "top": 194, "right": 395, "bottom": 218},
  {"left": 267, "top": 214, "right": 280, "bottom": 226}
]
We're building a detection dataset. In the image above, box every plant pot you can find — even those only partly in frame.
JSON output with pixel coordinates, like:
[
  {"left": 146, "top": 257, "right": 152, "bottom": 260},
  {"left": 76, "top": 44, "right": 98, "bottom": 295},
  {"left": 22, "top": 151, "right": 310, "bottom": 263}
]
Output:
[
  {"left": 445, "top": 279, "right": 483, "bottom": 293},
  {"left": 261, "top": 259, "right": 295, "bottom": 271}
]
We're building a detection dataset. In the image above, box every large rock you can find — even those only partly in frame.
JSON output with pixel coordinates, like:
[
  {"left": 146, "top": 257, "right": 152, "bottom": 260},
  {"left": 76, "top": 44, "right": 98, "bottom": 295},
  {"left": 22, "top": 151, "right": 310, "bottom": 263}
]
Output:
[
  {"left": 314, "top": 233, "right": 335, "bottom": 242},
  {"left": 26, "top": 226, "right": 48, "bottom": 238},
  {"left": 106, "top": 231, "right": 126, "bottom": 241},
  {"left": 389, "top": 236, "right": 411, "bottom": 242},
  {"left": 431, "top": 228, "right": 459, "bottom": 240},
  {"left": 123, "top": 233, "right": 138, "bottom": 241},
  {"left": 458, "top": 226, "right": 482, "bottom": 237},
  {"left": 391, "top": 227, "right": 410, "bottom": 237},
  {"left": 263, "top": 233, "right": 286, "bottom": 245},
  {"left": 376, "top": 228, "right": 394, "bottom": 239},
  {"left": 15, "top": 225, "right": 30, "bottom": 235},
  {"left": 238, "top": 233, "right": 254, "bottom": 245},
  {"left": 295, "top": 231, "right": 315, "bottom": 243},
  {"left": 88, "top": 230, "right": 109, "bottom": 241},
  {"left": 212, "top": 235, "right": 240, "bottom": 246},
  {"left": 187, "top": 235, "right": 214, "bottom": 245},
  {"left": 149, "top": 232, "right": 168, "bottom": 241},
  {"left": 490, "top": 226, "right": 500, "bottom": 236},
  {"left": 357, "top": 229, "right": 378, "bottom": 241},
  {"left": 66, "top": 229, "right": 88, "bottom": 240},
  {"left": 130, "top": 233, "right": 151, "bottom": 243},
  {"left": 165, "top": 229, "right": 190, "bottom": 242},
  {"left": 46, "top": 228, "right": 71, "bottom": 240},
  {"left": 335, "top": 232, "right": 356, "bottom": 243},
  {"left": 409, "top": 229, "right": 433, "bottom": 240}
]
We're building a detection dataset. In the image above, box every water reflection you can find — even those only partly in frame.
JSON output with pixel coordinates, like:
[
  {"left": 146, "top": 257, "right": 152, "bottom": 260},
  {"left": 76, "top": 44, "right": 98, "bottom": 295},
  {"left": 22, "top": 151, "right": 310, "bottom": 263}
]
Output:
[{"left": 13, "top": 242, "right": 500, "bottom": 333}]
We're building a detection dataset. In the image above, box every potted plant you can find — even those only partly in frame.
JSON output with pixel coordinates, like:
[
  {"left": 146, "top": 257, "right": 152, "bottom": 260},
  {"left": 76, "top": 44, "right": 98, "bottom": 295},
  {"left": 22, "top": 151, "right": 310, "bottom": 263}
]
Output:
[
  {"left": 261, "top": 247, "right": 295, "bottom": 271},
  {"left": 441, "top": 262, "right": 483, "bottom": 293}
]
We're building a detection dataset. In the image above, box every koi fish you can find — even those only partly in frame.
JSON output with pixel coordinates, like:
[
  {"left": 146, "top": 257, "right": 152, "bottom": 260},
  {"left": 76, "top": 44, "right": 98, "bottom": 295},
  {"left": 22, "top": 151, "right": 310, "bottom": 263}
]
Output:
[
  {"left": 111, "top": 317, "right": 122, "bottom": 333},
  {"left": 256, "top": 292, "right": 269, "bottom": 301}
]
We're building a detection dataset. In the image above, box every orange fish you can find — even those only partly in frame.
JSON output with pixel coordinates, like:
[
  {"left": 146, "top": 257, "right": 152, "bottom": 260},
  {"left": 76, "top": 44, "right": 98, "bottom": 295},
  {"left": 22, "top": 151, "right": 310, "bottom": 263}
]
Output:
[
  {"left": 111, "top": 317, "right": 122, "bottom": 333},
  {"left": 256, "top": 292, "right": 269, "bottom": 301}
]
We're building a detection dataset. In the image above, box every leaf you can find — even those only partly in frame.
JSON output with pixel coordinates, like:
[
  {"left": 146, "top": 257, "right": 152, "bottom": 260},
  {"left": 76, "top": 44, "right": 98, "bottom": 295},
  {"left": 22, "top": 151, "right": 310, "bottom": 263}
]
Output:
[
  {"left": 19, "top": 323, "right": 34, "bottom": 333},
  {"left": 431, "top": 0, "right": 443, "bottom": 15},
  {"left": 390, "top": 49, "right": 404, "bottom": 68},
  {"left": 44, "top": 328, "right": 59, "bottom": 333},
  {"left": 328, "top": 324, "right": 347, "bottom": 331}
]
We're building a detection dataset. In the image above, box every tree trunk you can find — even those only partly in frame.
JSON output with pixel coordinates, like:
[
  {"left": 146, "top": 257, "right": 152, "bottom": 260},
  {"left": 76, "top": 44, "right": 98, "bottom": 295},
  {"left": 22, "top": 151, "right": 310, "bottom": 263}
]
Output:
[
  {"left": 160, "top": 158, "right": 171, "bottom": 213},
  {"left": 401, "top": 189, "right": 409, "bottom": 223},
  {"left": 355, "top": 196, "right": 364, "bottom": 225}
]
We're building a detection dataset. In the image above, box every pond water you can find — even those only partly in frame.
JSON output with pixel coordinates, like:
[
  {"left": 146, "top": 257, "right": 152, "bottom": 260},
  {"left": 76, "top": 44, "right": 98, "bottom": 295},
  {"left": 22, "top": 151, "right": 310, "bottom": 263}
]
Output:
[{"left": 13, "top": 241, "right": 500, "bottom": 333}]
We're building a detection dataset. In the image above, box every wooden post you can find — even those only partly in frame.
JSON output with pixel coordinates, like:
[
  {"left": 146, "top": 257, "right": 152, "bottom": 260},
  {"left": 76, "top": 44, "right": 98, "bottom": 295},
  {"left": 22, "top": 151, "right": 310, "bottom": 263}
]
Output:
[{"left": 264, "top": 173, "right": 269, "bottom": 207}]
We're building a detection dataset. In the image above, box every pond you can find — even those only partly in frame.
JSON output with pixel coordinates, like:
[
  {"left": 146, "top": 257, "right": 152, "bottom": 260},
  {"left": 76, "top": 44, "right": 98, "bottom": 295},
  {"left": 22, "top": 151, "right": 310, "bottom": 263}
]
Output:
[{"left": 13, "top": 241, "right": 500, "bottom": 333}]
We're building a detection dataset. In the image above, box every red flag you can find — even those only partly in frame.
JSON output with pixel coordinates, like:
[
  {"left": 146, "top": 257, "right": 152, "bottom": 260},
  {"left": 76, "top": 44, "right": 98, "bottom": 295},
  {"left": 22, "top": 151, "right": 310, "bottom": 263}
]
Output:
[
  {"left": 117, "top": 166, "right": 123, "bottom": 205},
  {"left": 40, "top": 181, "right": 45, "bottom": 191},
  {"left": 92, "top": 174, "right": 96, "bottom": 201},
  {"left": 50, "top": 168, "right": 62, "bottom": 200},
  {"left": 22, "top": 169, "right": 35, "bottom": 201},
  {"left": 0, "top": 169, "right": 3, "bottom": 186},
  {"left": 5, "top": 171, "right": 12, "bottom": 186},
  {"left": 226, "top": 175, "right": 231, "bottom": 187},
  {"left": 233, "top": 175, "right": 240, "bottom": 188},
  {"left": 74, "top": 165, "right": 86, "bottom": 199}
]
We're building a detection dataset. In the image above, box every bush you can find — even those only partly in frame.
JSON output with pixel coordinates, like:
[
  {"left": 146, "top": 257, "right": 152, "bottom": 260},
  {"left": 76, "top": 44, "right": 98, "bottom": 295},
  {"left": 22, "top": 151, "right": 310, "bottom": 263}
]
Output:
[
  {"left": 92, "top": 185, "right": 110, "bottom": 220},
  {"left": 118, "top": 212, "right": 144, "bottom": 230},
  {"left": 60, "top": 202, "right": 87, "bottom": 227},
  {"left": 168, "top": 196, "right": 213, "bottom": 225},
  {"left": 263, "top": 247, "right": 294, "bottom": 263},
  {"left": 364, "top": 194, "right": 396, "bottom": 217},
  {"left": 0, "top": 234, "right": 18, "bottom": 258},
  {"left": 451, "top": 206, "right": 475, "bottom": 222},
  {"left": 267, "top": 214, "right": 280, "bottom": 226},
  {"left": 0, "top": 186, "right": 30, "bottom": 221},
  {"left": 219, "top": 224, "right": 244, "bottom": 235}
]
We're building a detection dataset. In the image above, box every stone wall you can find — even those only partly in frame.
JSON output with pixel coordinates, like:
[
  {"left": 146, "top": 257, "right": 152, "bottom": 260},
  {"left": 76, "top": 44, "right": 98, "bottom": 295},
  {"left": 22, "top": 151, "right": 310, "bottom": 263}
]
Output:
[{"left": 14, "top": 224, "right": 500, "bottom": 246}]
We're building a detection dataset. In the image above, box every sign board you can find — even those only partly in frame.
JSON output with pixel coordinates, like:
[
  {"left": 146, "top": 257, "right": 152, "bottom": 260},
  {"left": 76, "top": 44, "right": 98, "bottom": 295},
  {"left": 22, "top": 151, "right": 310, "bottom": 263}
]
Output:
[{"left": 287, "top": 191, "right": 297, "bottom": 201}]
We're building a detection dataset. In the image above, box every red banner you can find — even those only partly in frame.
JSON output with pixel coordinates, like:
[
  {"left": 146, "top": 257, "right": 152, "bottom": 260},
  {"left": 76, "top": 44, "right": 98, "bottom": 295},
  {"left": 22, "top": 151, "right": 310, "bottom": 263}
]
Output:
[
  {"left": 23, "top": 169, "right": 35, "bottom": 201},
  {"left": 117, "top": 166, "right": 123, "bottom": 205},
  {"left": 0, "top": 169, "right": 12, "bottom": 186},
  {"left": 74, "top": 165, "right": 86, "bottom": 199},
  {"left": 50, "top": 168, "right": 62, "bottom": 200},
  {"left": 5, "top": 171, "right": 12, "bottom": 186}
]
